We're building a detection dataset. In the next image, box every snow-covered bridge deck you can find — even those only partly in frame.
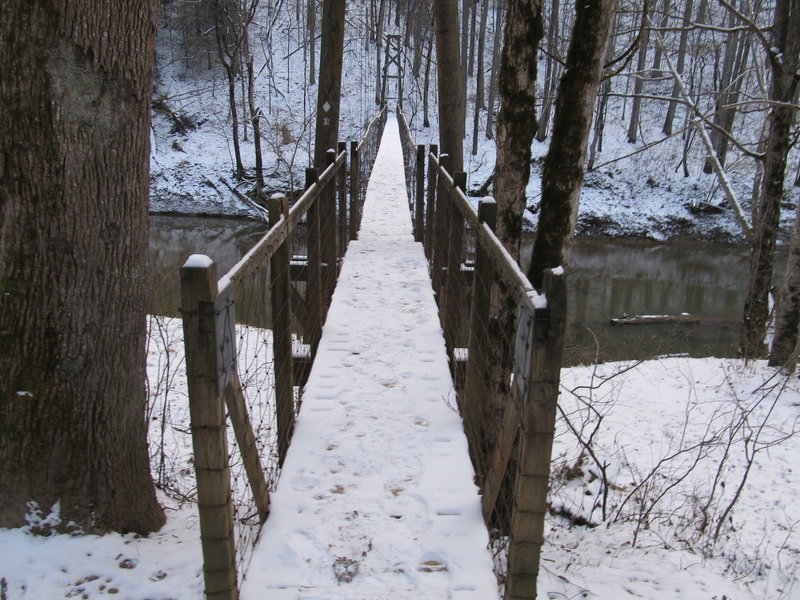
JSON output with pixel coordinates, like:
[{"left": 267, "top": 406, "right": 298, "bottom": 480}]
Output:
[{"left": 241, "top": 116, "right": 498, "bottom": 599}]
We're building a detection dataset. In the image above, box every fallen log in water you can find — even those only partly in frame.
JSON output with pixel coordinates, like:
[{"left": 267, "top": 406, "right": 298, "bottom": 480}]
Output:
[{"left": 609, "top": 313, "right": 735, "bottom": 326}]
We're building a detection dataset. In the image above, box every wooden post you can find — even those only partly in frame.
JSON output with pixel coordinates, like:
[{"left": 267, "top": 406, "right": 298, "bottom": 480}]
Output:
[
  {"left": 425, "top": 144, "right": 438, "bottom": 259},
  {"left": 322, "top": 148, "right": 338, "bottom": 311},
  {"left": 431, "top": 153, "right": 450, "bottom": 300},
  {"left": 414, "top": 144, "right": 425, "bottom": 242},
  {"left": 337, "top": 141, "right": 348, "bottom": 261},
  {"left": 463, "top": 198, "right": 497, "bottom": 480},
  {"left": 349, "top": 140, "right": 360, "bottom": 240},
  {"left": 270, "top": 194, "right": 295, "bottom": 466},
  {"left": 305, "top": 168, "right": 323, "bottom": 355},
  {"left": 505, "top": 269, "right": 567, "bottom": 600},
  {"left": 442, "top": 170, "right": 466, "bottom": 352},
  {"left": 180, "top": 257, "right": 238, "bottom": 600}
]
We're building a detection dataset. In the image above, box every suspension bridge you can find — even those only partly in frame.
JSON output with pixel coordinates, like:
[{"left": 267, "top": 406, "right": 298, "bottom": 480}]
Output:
[{"left": 179, "top": 109, "right": 566, "bottom": 600}]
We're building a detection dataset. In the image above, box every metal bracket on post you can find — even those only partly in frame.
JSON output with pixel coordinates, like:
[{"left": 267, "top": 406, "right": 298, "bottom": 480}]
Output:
[{"left": 513, "top": 297, "right": 535, "bottom": 400}]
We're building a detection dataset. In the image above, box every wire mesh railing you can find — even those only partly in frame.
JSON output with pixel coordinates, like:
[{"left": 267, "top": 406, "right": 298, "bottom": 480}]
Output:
[
  {"left": 398, "top": 109, "right": 568, "bottom": 600},
  {"left": 397, "top": 110, "right": 425, "bottom": 243},
  {"left": 174, "top": 107, "right": 386, "bottom": 600}
]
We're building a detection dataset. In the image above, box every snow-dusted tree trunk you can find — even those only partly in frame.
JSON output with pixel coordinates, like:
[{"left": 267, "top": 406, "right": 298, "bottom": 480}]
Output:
[
  {"left": 762, "top": 0, "right": 800, "bottom": 365},
  {"left": 742, "top": 0, "right": 800, "bottom": 360},
  {"left": 0, "top": 0, "right": 165, "bottom": 534},
  {"left": 527, "top": 0, "right": 618, "bottom": 289},
  {"left": 434, "top": 0, "right": 465, "bottom": 172},
  {"left": 493, "top": 0, "right": 544, "bottom": 260}
]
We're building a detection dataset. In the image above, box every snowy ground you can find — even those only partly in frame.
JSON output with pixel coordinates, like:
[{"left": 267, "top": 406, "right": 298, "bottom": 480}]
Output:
[{"left": 2, "top": 356, "right": 797, "bottom": 599}]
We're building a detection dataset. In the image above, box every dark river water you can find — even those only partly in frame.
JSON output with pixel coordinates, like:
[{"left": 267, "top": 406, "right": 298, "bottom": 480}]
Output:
[{"left": 149, "top": 215, "right": 751, "bottom": 365}]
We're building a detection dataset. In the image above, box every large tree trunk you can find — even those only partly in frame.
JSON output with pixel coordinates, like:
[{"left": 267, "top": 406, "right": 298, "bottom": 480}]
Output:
[
  {"left": 481, "top": 0, "right": 543, "bottom": 559},
  {"left": 0, "top": 0, "right": 165, "bottom": 534},
  {"left": 758, "top": 0, "right": 800, "bottom": 363},
  {"left": 493, "top": 0, "right": 544, "bottom": 260},
  {"left": 771, "top": 201, "right": 800, "bottom": 367},
  {"left": 741, "top": 0, "right": 800, "bottom": 360},
  {"left": 527, "top": 0, "right": 618, "bottom": 289},
  {"left": 434, "top": 0, "right": 465, "bottom": 172},
  {"left": 313, "top": 0, "right": 346, "bottom": 169}
]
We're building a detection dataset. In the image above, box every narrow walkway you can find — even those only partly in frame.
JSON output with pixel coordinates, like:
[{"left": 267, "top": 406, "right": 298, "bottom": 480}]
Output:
[{"left": 242, "top": 116, "right": 498, "bottom": 599}]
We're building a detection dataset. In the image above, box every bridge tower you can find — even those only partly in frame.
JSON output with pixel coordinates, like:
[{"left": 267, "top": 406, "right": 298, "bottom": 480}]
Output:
[{"left": 380, "top": 34, "right": 403, "bottom": 109}]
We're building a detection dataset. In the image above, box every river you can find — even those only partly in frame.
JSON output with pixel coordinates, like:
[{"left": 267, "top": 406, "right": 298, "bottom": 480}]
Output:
[{"left": 150, "top": 215, "right": 750, "bottom": 365}]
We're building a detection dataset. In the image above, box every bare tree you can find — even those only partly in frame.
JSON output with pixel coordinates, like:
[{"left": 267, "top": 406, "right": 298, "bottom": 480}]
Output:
[
  {"left": 527, "top": 0, "right": 618, "bottom": 289},
  {"left": 471, "top": 0, "right": 491, "bottom": 154},
  {"left": 662, "top": 0, "right": 694, "bottom": 135},
  {"left": 213, "top": 0, "right": 247, "bottom": 179},
  {"left": 243, "top": 0, "right": 265, "bottom": 187},
  {"left": 627, "top": 0, "right": 651, "bottom": 143},
  {"left": 741, "top": 0, "right": 800, "bottom": 359},
  {"left": 649, "top": 0, "right": 672, "bottom": 74},
  {"left": 308, "top": 0, "right": 317, "bottom": 84},
  {"left": 0, "top": 0, "right": 165, "bottom": 533},
  {"left": 535, "top": 0, "right": 562, "bottom": 142},
  {"left": 703, "top": 16, "right": 752, "bottom": 173},
  {"left": 485, "top": 0, "right": 505, "bottom": 139},
  {"left": 493, "top": 0, "right": 544, "bottom": 259},
  {"left": 423, "top": 30, "right": 434, "bottom": 127}
]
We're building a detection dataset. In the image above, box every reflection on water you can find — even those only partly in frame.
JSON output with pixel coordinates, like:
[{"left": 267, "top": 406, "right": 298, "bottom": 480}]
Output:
[
  {"left": 149, "top": 216, "right": 753, "bottom": 364},
  {"left": 521, "top": 237, "right": 749, "bottom": 364},
  {"left": 149, "top": 215, "right": 267, "bottom": 317}
]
